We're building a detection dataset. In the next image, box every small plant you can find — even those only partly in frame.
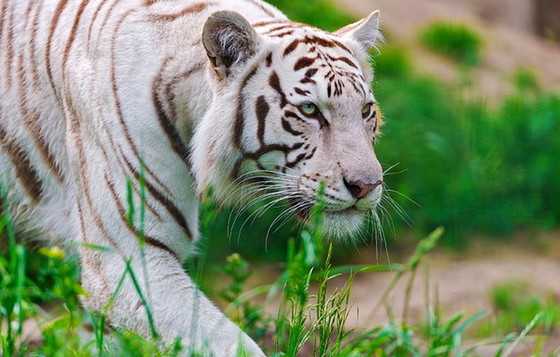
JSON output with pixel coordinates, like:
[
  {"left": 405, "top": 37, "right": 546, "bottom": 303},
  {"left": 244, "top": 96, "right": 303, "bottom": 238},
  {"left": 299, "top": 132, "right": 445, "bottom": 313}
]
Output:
[
  {"left": 220, "top": 253, "right": 272, "bottom": 342},
  {"left": 513, "top": 67, "right": 540, "bottom": 93},
  {"left": 420, "top": 21, "right": 482, "bottom": 66},
  {"left": 481, "top": 280, "right": 560, "bottom": 336}
]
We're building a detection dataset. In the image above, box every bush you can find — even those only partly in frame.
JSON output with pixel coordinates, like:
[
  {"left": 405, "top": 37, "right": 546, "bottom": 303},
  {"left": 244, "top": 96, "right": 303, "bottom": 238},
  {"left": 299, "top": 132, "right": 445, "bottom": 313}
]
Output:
[
  {"left": 375, "top": 73, "right": 560, "bottom": 242},
  {"left": 420, "top": 21, "right": 482, "bottom": 66}
]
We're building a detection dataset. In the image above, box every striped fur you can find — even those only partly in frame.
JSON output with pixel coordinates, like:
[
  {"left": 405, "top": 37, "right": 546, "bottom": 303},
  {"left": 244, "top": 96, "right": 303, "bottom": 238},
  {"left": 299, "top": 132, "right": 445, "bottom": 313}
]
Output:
[{"left": 0, "top": 0, "right": 382, "bottom": 354}]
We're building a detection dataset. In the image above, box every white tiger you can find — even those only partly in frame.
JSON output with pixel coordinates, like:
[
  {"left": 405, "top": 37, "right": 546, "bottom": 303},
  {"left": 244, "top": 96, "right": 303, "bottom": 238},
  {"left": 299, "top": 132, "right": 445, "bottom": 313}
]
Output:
[{"left": 0, "top": 0, "right": 383, "bottom": 355}]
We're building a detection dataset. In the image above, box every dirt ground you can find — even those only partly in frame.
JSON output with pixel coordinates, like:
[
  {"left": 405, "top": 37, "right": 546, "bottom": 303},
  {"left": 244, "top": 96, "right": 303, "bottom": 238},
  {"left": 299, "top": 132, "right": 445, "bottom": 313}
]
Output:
[{"left": 350, "top": 230, "right": 560, "bottom": 322}]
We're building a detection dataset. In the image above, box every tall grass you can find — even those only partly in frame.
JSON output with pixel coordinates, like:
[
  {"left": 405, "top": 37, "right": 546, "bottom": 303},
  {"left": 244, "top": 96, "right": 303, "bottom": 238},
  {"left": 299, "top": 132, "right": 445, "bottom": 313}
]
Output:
[
  {"left": 0, "top": 181, "right": 26, "bottom": 356},
  {"left": 0, "top": 182, "right": 552, "bottom": 356}
]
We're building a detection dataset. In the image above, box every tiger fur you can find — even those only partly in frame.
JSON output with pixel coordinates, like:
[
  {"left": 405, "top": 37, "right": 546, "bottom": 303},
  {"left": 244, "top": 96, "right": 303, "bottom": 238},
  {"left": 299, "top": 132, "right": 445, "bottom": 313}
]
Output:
[{"left": 0, "top": 0, "right": 383, "bottom": 355}]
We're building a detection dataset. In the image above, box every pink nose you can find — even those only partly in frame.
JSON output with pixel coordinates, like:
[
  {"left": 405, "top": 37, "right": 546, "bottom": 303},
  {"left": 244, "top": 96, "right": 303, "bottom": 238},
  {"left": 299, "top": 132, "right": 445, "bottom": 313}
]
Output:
[{"left": 344, "top": 179, "right": 383, "bottom": 199}]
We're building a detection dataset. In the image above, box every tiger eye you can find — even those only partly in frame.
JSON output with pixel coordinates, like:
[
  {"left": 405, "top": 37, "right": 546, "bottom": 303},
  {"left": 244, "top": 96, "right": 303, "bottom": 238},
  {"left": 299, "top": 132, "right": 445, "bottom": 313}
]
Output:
[
  {"left": 299, "top": 103, "right": 319, "bottom": 116},
  {"left": 361, "top": 103, "right": 372, "bottom": 118}
]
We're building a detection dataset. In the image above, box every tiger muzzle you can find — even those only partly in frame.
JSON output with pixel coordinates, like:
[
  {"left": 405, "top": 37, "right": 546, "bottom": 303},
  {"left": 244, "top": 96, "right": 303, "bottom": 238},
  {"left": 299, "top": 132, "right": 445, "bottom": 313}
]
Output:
[{"left": 344, "top": 179, "right": 383, "bottom": 199}]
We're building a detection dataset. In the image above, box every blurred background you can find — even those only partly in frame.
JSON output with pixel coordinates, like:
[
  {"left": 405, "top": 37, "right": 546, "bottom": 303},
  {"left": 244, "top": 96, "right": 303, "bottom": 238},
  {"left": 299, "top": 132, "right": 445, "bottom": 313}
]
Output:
[
  {"left": 200, "top": 0, "right": 560, "bottom": 353},
  {"left": 6, "top": 0, "right": 559, "bottom": 354}
]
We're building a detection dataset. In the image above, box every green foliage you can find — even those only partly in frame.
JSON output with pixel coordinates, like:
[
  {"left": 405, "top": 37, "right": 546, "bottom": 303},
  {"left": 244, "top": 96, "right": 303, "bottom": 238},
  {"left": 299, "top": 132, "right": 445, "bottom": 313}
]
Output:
[
  {"left": 372, "top": 45, "right": 413, "bottom": 78},
  {"left": 0, "top": 183, "right": 81, "bottom": 356},
  {"left": 219, "top": 253, "right": 272, "bottom": 341},
  {"left": 264, "top": 0, "right": 355, "bottom": 31},
  {"left": 420, "top": 21, "right": 482, "bottom": 66},
  {"left": 338, "top": 311, "right": 488, "bottom": 356},
  {"left": 374, "top": 71, "right": 560, "bottom": 241},
  {"left": 272, "top": 183, "right": 331, "bottom": 354}
]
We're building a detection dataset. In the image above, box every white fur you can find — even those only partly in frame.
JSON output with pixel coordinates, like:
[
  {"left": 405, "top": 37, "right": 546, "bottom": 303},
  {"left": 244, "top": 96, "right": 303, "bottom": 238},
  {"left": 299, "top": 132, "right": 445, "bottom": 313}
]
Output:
[{"left": 0, "top": 0, "right": 382, "bottom": 355}]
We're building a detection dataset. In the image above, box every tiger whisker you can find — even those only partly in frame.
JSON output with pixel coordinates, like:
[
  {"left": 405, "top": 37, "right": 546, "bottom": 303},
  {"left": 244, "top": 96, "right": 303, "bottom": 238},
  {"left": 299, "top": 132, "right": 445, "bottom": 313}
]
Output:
[
  {"left": 382, "top": 162, "right": 401, "bottom": 175},
  {"left": 384, "top": 188, "right": 420, "bottom": 207},
  {"left": 381, "top": 193, "right": 413, "bottom": 226},
  {"left": 235, "top": 193, "right": 302, "bottom": 243}
]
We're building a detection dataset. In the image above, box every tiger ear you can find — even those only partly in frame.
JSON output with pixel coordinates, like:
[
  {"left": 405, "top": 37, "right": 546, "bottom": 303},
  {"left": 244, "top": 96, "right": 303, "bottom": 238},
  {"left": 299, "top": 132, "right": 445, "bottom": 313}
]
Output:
[
  {"left": 333, "top": 10, "right": 382, "bottom": 51},
  {"left": 202, "top": 11, "right": 261, "bottom": 79}
]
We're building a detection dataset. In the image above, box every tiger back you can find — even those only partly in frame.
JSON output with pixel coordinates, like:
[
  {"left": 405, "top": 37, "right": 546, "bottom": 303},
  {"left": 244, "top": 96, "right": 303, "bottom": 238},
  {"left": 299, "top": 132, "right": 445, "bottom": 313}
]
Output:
[{"left": 0, "top": 0, "right": 383, "bottom": 355}]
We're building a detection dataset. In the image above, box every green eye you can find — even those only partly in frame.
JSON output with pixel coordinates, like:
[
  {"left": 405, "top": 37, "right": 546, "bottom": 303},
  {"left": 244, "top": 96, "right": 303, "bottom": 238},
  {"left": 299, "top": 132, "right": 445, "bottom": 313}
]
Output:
[
  {"left": 299, "top": 103, "right": 319, "bottom": 116},
  {"left": 362, "top": 103, "right": 373, "bottom": 118}
]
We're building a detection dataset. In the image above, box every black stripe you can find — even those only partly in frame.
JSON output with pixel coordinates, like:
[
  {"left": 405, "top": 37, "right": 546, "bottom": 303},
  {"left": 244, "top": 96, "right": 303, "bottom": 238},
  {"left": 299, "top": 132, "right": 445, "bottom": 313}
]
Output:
[
  {"left": 87, "top": 0, "right": 111, "bottom": 49},
  {"left": 263, "top": 24, "right": 292, "bottom": 34},
  {"left": 147, "top": 2, "right": 216, "bottom": 22},
  {"left": 270, "top": 30, "right": 294, "bottom": 38},
  {"left": 281, "top": 117, "right": 303, "bottom": 136},
  {"left": 45, "top": 0, "right": 71, "bottom": 101},
  {"left": 16, "top": 53, "right": 64, "bottom": 183},
  {"left": 283, "top": 39, "right": 301, "bottom": 57},
  {"left": 104, "top": 171, "right": 179, "bottom": 259},
  {"left": 255, "top": 95, "right": 269, "bottom": 145},
  {"left": 110, "top": 9, "right": 174, "bottom": 196},
  {"left": 234, "top": 66, "right": 259, "bottom": 149},
  {"left": 2, "top": 0, "right": 15, "bottom": 88},
  {"left": 327, "top": 54, "right": 358, "bottom": 69},
  {"left": 0, "top": 125, "right": 43, "bottom": 203},
  {"left": 120, "top": 152, "right": 192, "bottom": 240},
  {"left": 294, "top": 57, "right": 317, "bottom": 71},
  {"left": 152, "top": 58, "right": 191, "bottom": 168},
  {"left": 294, "top": 87, "right": 310, "bottom": 96},
  {"left": 62, "top": 0, "right": 90, "bottom": 78},
  {"left": 265, "top": 53, "right": 273, "bottom": 67},
  {"left": 269, "top": 71, "right": 287, "bottom": 108}
]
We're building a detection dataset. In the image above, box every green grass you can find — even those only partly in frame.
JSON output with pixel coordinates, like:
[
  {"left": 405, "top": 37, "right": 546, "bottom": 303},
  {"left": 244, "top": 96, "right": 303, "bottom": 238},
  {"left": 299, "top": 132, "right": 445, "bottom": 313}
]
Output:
[{"left": 1, "top": 192, "right": 552, "bottom": 356}]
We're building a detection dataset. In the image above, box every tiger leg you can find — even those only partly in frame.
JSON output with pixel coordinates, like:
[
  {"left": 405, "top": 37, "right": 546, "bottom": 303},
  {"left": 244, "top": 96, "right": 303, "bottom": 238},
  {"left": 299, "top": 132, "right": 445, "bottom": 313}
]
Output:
[
  {"left": 79, "top": 242, "right": 264, "bottom": 356},
  {"left": 64, "top": 119, "right": 263, "bottom": 355}
]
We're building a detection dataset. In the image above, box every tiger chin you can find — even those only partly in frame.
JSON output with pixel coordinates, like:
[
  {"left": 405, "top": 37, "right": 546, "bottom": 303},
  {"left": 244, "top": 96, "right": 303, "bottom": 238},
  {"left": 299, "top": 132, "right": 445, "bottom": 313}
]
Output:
[
  {"left": 1, "top": 0, "right": 384, "bottom": 355},
  {"left": 192, "top": 10, "right": 385, "bottom": 241}
]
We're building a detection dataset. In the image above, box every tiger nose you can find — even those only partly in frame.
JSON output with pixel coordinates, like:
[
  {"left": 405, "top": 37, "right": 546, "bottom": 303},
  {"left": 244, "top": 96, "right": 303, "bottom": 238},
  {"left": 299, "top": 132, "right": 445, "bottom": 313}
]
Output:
[{"left": 344, "top": 179, "right": 383, "bottom": 199}]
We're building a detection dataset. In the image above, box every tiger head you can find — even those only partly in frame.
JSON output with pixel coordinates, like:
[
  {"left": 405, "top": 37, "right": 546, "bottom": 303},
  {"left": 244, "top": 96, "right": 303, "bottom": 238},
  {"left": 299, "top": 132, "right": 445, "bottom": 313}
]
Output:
[{"left": 191, "top": 10, "right": 384, "bottom": 239}]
